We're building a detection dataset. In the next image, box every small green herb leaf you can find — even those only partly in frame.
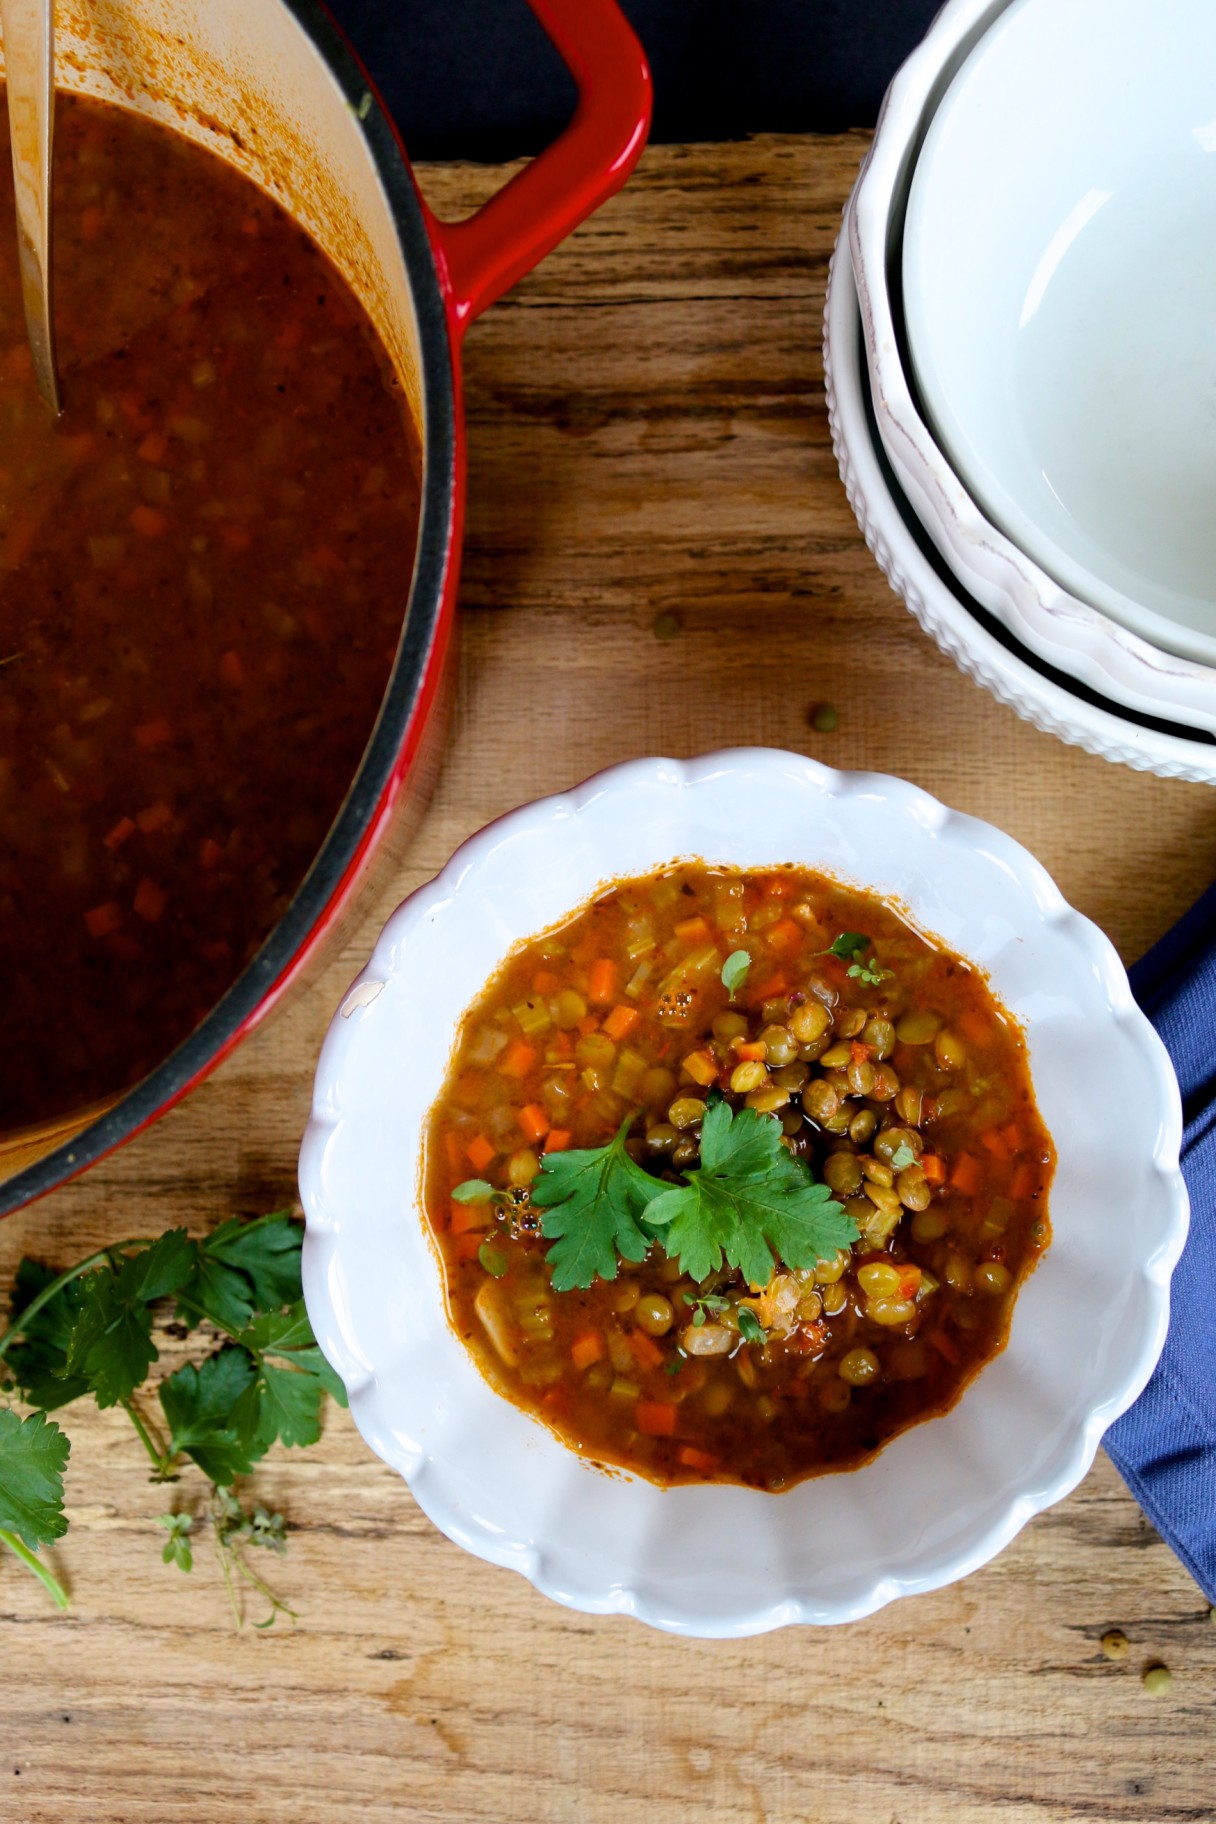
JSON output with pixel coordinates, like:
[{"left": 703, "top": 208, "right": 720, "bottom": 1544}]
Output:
[
  {"left": 477, "top": 1242, "right": 510, "bottom": 1278},
  {"left": 0, "top": 1408, "right": 69, "bottom": 1551},
  {"left": 823, "top": 932, "right": 870, "bottom": 961},
  {"left": 720, "top": 950, "right": 751, "bottom": 996},
  {"left": 644, "top": 1101, "right": 858, "bottom": 1287},
  {"left": 452, "top": 1180, "right": 498, "bottom": 1204},
  {"left": 532, "top": 1119, "right": 662, "bottom": 1292},
  {"left": 736, "top": 1306, "right": 767, "bottom": 1345},
  {"left": 890, "top": 1143, "right": 917, "bottom": 1172},
  {"left": 159, "top": 1348, "right": 266, "bottom": 1486},
  {"left": 180, "top": 1212, "right": 302, "bottom": 1333},
  {"left": 848, "top": 959, "right": 895, "bottom": 987},
  {"left": 158, "top": 1512, "right": 194, "bottom": 1573}
]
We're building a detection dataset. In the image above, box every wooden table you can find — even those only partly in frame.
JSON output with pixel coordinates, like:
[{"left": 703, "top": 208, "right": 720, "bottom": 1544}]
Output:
[{"left": 4, "top": 135, "right": 1215, "bottom": 1824}]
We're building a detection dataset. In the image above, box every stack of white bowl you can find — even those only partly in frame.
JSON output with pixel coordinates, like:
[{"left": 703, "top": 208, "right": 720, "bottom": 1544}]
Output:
[{"left": 825, "top": 0, "right": 1216, "bottom": 781}]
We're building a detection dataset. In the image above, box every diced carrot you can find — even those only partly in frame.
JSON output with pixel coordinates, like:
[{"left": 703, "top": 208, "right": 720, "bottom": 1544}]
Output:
[
  {"left": 762, "top": 873, "right": 792, "bottom": 899},
  {"left": 570, "top": 1330, "right": 604, "bottom": 1372},
  {"left": 604, "top": 1004, "right": 640, "bottom": 1041},
  {"left": 927, "top": 1326, "right": 961, "bottom": 1366},
  {"left": 133, "top": 877, "right": 167, "bottom": 924},
  {"left": 1010, "top": 1162, "right": 1037, "bottom": 1201},
  {"left": 129, "top": 503, "right": 168, "bottom": 538},
  {"left": 735, "top": 1040, "right": 767, "bottom": 1062},
  {"left": 544, "top": 1129, "right": 571, "bottom": 1153},
  {"left": 681, "top": 1048, "right": 719, "bottom": 1087},
  {"left": 587, "top": 958, "right": 618, "bottom": 1005},
  {"left": 750, "top": 973, "right": 788, "bottom": 1003},
  {"left": 443, "top": 1132, "right": 464, "bottom": 1175},
  {"left": 453, "top": 1232, "right": 486, "bottom": 1262},
  {"left": 198, "top": 837, "right": 224, "bottom": 870},
  {"left": 950, "top": 1152, "right": 982, "bottom": 1196},
  {"left": 576, "top": 1013, "right": 600, "bottom": 1037},
  {"left": 532, "top": 969, "right": 560, "bottom": 994},
  {"left": 84, "top": 901, "right": 123, "bottom": 939},
  {"left": 766, "top": 917, "right": 803, "bottom": 956},
  {"left": 466, "top": 1133, "right": 495, "bottom": 1173},
  {"left": 920, "top": 1153, "right": 946, "bottom": 1185},
  {"left": 678, "top": 1446, "right": 719, "bottom": 1474},
  {"left": 450, "top": 1201, "right": 495, "bottom": 1235},
  {"left": 518, "top": 1103, "right": 550, "bottom": 1145},
  {"left": 134, "top": 716, "right": 172, "bottom": 752},
  {"left": 136, "top": 800, "right": 172, "bottom": 835},
  {"left": 1001, "top": 1122, "right": 1024, "bottom": 1152},
  {"left": 500, "top": 1038, "right": 535, "bottom": 1080},
  {"left": 674, "top": 915, "right": 711, "bottom": 944},
  {"left": 219, "top": 649, "right": 245, "bottom": 688},
  {"left": 981, "top": 1129, "right": 1012, "bottom": 1159},
  {"left": 551, "top": 1032, "right": 573, "bottom": 1060},
  {"left": 104, "top": 816, "right": 136, "bottom": 851},
  {"left": 137, "top": 430, "right": 169, "bottom": 465},
  {"left": 630, "top": 1330, "right": 664, "bottom": 1371},
  {"left": 635, "top": 1400, "right": 678, "bottom": 1437},
  {"left": 895, "top": 1264, "right": 922, "bottom": 1301}
]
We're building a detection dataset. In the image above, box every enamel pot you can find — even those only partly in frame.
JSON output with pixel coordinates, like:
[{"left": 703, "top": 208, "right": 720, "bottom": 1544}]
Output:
[{"left": 0, "top": 0, "right": 652, "bottom": 1214}]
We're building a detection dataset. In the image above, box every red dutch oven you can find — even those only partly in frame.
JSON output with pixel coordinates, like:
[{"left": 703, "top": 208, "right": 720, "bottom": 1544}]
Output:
[{"left": 0, "top": 0, "right": 652, "bottom": 1215}]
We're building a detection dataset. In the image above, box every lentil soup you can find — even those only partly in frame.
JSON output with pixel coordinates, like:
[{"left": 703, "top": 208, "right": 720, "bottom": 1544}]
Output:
[
  {"left": 423, "top": 865, "right": 1054, "bottom": 1491},
  {"left": 0, "top": 91, "right": 422, "bottom": 1133}
]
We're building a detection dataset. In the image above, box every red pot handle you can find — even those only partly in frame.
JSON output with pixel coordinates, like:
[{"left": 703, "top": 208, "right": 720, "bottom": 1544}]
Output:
[{"left": 429, "top": 0, "right": 652, "bottom": 338}]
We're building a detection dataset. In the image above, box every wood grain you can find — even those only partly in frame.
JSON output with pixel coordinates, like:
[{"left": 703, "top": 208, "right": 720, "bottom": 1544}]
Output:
[{"left": 2, "top": 134, "right": 1214, "bottom": 1824}]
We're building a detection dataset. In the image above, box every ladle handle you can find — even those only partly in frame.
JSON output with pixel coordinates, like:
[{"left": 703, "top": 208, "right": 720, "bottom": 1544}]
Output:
[
  {"left": 427, "top": 0, "right": 652, "bottom": 338},
  {"left": 0, "top": 0, "right": 60, "bottom": 412}
]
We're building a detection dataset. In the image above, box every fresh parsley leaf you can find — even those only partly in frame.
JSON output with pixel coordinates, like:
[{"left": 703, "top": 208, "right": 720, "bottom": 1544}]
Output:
[
  {"left": 236, "top": 1301, "right": 347, "bottom": 1450},
  {"left": 114, "top": 1231, "right": 197, "bottom": 1305},
  {"left": 823, "top": 932, "right": 870, "bottom": 961},
  {"left": 644, "top": 1101, "right": 858, "bottom": 1286},
  {"left": 889, "top": 1143, "right": 917, "bottom": 1172},
  {"left": 62, "top": 1271, "right": 157, "bottom": 1409},
  {"left": 720, "top": 950, "right": 751, "bottom": 996},
  {"left": 4, "top": 1261, "right": 93, "bottom": 1410},
  {"left": 0, "top": 1408, "right": 69, "bottom": 1551},
  {"left": 687, "top": 1292, "right": 729, "bottom": 1328},
  {"left": 736, "top": 1306, "right": 767, "bottom": 1345},
  {"left": 180, "top": 1212, "right": 302, "bottom": 1333},
  {"left": 159, "top": 1348, "right": 266, "bottom": 1485},
  {"left": 532, "top": 1119, "right": 663, "bottom": 1291},
  {"left": 847, "top": 959, "right": 895, "bottom": 987},
  {"left": 452, "top": 1180, "right": 498, "bottom": 1204},
  {"left": 158, "top": 1512, "right": 194, "bottom": 1572}
]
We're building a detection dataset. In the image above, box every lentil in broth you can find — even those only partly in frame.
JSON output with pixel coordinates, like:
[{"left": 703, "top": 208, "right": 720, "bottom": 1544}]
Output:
[
  {"left": 0, "top": 91, "right": 422, "bottom": 1131},
  {"left": 424, "top": 865, "right": 1054, "bottom": 1490}
]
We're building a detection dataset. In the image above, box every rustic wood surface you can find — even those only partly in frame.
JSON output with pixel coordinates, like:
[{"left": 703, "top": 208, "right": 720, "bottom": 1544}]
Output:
[{"left": 4, "top": 134, "right": 1215, "bottom": 1824}]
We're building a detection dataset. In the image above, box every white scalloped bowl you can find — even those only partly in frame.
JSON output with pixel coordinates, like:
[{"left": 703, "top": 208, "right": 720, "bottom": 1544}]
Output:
[
  {"left": 849, "top": 0, "right": 1216, "bottom": 730},
  {"left": 299, "top": 751, "right": 1186, "bottom": 1635}
]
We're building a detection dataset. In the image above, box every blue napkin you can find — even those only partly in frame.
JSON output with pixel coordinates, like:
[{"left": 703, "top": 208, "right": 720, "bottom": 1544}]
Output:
[{"left": 1105, "top": 883, "right": 1216, "bottom": 1604}]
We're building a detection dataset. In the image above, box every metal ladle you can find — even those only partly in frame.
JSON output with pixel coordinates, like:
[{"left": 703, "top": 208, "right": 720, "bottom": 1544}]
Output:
[{"left": 0, "top": 0, "right": 60, "bottom": 413}]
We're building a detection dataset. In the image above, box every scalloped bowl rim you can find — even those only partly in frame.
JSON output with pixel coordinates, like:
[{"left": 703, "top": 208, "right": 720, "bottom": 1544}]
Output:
[
  {"left": 849, "top": 0, "right": 1216, "bottom": 731},
  {"left": 299, "top": 750, "right": 1186, "bottom": 1635}
]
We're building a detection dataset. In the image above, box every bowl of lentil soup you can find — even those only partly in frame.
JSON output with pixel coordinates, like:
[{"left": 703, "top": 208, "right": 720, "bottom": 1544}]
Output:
[{"left": 299, "top": 750, "right": 1186, "bottom": 1634}]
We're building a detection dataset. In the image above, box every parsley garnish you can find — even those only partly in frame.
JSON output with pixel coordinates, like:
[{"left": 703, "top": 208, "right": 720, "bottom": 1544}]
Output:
[
  {"left": 890, "top": 1143, "right": 917, "bottom": 1172},
  {"left": 720, "top": 950, "right": 751, "bottom": 997},
  {"left": 821, "top": 932, "right": 894, "bottom": 987},
  {"left": 736, "top": 1306, "right": 768, "bottom": 1346},
  {"left": 531, "top": 1120, "right": 661, "bottom": 1292},
  {"left": 687, "top": 1292, "right": 730, "bottom": 1328},
  {"left": 644, "top": 1100, "right": 857, "bottom": 1286},
  {"left": 0, "top": 1213, "right": 343, "bottom": 1624},
  {"left": 451, "top": 1179, "right": 503, "bottom": 1205}
]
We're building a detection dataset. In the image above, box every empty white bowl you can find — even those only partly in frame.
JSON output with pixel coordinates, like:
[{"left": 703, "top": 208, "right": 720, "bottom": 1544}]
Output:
[
  {"left": 300, "top": 749, "right": 1186, "bottom": 1634},
  {"left": 849, "top": 0, "right": 1216, "bottom": 732},
  {"left": 826, "top": 220, "right": 1216, "bottom": 781},
  {"left": 904, "top": 0, "right": 1216, "bottom": 666}
]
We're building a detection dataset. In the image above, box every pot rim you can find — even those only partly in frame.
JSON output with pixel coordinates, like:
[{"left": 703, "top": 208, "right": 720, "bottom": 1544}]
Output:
[{"left": 0, "top": 0, "right": 459, "bottom": 1217}]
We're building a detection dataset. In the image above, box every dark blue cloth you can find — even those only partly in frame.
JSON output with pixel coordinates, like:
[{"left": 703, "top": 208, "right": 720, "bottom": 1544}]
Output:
[{"left": 1107, "top": 884, "right": 1216, "bottom": 1602}]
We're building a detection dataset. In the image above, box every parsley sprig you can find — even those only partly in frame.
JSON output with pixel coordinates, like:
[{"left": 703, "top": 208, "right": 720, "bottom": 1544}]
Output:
[
  {"left": 0, "top": 1213, "right": 343, "bottom": 1624},
  {"left": 509, "top": 1099, "right": 857, "bottom": 1293},
  {"left": 821, "top": 932, "right": 895, "bottom": 987}
]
